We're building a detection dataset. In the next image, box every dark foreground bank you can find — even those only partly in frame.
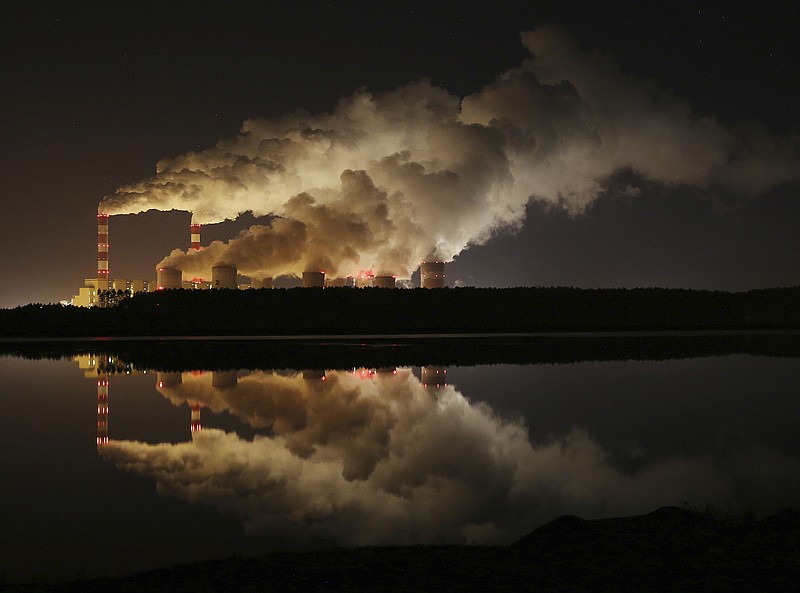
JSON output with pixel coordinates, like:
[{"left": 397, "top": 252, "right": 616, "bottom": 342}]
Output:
[
  {"left": 1, "top": 286, "right": 799, "bottom": 337},
  {"left": 9, "top": 507, "right": 799, "bottom": 592}
]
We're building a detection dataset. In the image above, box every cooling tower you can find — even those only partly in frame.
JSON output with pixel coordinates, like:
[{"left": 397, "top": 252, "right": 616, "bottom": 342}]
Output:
[
  {"left": 251, "top": 277, "right": 274, "bottom": 289},
  {"left": 97, "top": 213, "right": 109, "bottom": 290},
  {"left": 212, "top": 264, "right": 237, "bottom": 289},
  {"left": 420, "top": 261, "right": 445, "bottom": 288},
  {"left": 374, "top": 275, "right": 396, "bottom": 288},
  {"left": 157, "top": 267, "right": 182, "bottom": 290},
  {"left": 302, "top": 271, "right": 325, "bottom": 288},
  {"left": 190, "top": 222, "right": 201, "bottom": 250}
]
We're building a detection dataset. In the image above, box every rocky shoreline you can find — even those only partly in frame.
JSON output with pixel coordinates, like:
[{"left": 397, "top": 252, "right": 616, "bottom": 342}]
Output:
[{"left": 9, "top": 506, "right": 799, "bottom": 592}]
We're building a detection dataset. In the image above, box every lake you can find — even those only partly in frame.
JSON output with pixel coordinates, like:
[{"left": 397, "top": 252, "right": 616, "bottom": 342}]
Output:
[{"left": 2, "top": 333, "right": 799, "bottom": 584}]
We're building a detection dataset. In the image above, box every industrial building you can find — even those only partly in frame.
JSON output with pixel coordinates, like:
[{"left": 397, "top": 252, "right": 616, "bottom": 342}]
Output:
[{"left": 71, "top": 277, "right": 151, "bottom": 307}]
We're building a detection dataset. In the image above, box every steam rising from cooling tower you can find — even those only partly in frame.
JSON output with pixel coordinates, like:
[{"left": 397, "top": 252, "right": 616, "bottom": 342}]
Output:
[{"left": 99, "top": 26, "right": 800, "bottom": 281}]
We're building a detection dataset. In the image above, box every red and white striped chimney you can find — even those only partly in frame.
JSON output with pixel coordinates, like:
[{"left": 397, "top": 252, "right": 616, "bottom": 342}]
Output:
[
  {"left": 191, "top": 222, "right": 201, "bottom": 250},
  {"left": 97, "top": 213, "right": 109, "bottom": 290}
]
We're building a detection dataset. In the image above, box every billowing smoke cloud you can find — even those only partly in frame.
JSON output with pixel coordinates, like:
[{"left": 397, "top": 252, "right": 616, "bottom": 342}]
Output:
[
  {"left": 100, "top": 26, "right": 799, "bottom": 279},
  {"left": 100, "top": 369, "right": 800, "bottom": 545}
]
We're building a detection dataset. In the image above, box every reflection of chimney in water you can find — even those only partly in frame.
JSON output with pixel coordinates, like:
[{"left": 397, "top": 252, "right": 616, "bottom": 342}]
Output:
[
  {"left": 97, "top": 374, "right": 109, "bottom": 446},
  {"left": 190, "top": 403, "right": 202, "bottom": 432}
]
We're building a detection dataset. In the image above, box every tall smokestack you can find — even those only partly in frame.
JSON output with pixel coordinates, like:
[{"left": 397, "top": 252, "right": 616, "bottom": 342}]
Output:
[
  {"left": 419, "top": 261, "right": 445, "bottom": 289},
  {"left": 191, "top": 222, "right": 201, "bottom": 250},
  {"left": 97, "top": 213, "right": 109, "bottom": 291}
]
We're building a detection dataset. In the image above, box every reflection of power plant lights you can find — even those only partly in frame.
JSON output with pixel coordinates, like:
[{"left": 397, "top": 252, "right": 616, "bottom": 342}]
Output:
[
  {"left": 191, "top": 403, "right": 202, "bottom": 432},
  {"left": 353, "top": 368, "right": 377, "bottom": 379},
  {"left": 97, "top": 376, "right": 109, "bottom": 446},
  {"left": 420, "top": 366, "right": 448, "bottom": 389}
]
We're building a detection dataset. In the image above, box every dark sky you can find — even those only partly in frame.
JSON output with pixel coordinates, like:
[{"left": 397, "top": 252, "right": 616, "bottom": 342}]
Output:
[{"left": 1, "top": 1, "right": 798, "bottom": 307}]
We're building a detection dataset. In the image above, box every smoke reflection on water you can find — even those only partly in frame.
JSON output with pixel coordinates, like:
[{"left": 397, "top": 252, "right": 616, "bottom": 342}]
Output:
[
  {"left": 2, "top": 352, "right": 800, "bottom": 583},
  {"left": 94, "top": 361, "right": 800, "bottom": 548}
]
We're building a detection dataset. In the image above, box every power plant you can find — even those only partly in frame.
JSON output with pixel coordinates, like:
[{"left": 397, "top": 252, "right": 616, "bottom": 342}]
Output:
[{"left": 69, "top": 214, "right": 448, "bottom": 305}]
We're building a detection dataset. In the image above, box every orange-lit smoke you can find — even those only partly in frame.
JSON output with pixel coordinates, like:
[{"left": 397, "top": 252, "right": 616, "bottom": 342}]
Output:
[{"left": 99, "top": 26, "right": 800, "bottom": 280}]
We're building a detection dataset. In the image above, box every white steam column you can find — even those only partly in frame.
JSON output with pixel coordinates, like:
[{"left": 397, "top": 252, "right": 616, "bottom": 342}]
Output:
[
  {"left": 420, "top": 261, "right": 445, "bottom": 289},
  {"left": 97, "top": 213, "right": 110, "bottom": 291},
  {"left": 302, "top": 271, "right": 326, "bottom": 288}
]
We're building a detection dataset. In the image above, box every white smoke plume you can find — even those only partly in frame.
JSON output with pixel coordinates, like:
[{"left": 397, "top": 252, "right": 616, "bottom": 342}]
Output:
[
  {"left": 100, "top": 26, "right": 799, "bottom": 279},
  {"left": 99, "top": 368, "right": 800, "bottom": 545}
]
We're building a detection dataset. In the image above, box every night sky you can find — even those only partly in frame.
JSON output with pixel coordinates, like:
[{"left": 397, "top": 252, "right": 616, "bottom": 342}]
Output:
[{"left": 2, "top": 1, "right": 798, "bottom": 308}]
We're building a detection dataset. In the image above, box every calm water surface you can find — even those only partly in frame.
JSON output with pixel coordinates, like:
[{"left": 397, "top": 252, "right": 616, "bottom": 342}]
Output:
[{"left": 2, "top": 344, "right": 799, "bottom": 583}]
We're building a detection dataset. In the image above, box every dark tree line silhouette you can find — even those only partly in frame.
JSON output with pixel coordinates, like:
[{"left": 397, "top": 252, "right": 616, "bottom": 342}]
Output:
[{"left": 1, "top": 286, "right": 798, "bottom": 337}]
